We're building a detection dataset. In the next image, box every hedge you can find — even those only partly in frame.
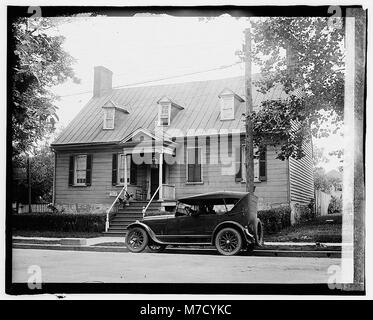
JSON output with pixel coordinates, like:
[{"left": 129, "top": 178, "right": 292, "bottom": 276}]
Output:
[
  {"left": 13, "top": 207, "right": 291, "bottom": 234},
  {"left": 258, "top": 206, "right": 291, "bottom": 233},
  {"left": 12, "top": 213, "right": 106, "bottom": 233}
]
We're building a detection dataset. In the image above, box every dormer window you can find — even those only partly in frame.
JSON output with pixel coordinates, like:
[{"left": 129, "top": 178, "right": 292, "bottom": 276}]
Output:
[
  {"left": 157, "top": 96, "right": 183, "bottom": 127},
  {"left": 219, "top": 88, "right": 244, "bottom": 121},
  {"left": 220, "top": 96, "right": 234, "bottom": 120},
  {"left": 159, "top": 104, "right": 170, "bottom": 126},
  {"left": 102, "top": 100, "right": 130, "bottom": 130},
  {"left": 103, "top": 107, "right": 115, "bottom": 129}
]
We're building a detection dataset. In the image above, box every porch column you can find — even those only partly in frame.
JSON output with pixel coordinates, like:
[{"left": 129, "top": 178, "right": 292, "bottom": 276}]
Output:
[
  {"left": 159, "top": 151, "right": 163, "bottom": 200},
  {"left": 124, "top": 153, "right": 128, "bottom": 189}
]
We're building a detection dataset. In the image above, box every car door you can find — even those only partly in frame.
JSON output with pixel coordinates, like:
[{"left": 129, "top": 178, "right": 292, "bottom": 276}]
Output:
[
  {"left": 199, "top": 213, "right": 219, "bottom": 235},
  {"left": 143, "top": 216, "right": 169, "bottom": 236},
  {"left": 177, "top": 215, "right": 204, "bottom": 235}
]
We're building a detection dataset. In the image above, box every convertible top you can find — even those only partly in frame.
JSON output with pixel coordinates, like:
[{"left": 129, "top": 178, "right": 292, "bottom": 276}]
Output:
[{"left": 178, "top": 191, "right": 250, "bottom": 205}]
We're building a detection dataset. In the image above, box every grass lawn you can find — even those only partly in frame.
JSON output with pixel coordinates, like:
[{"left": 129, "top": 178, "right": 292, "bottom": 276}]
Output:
[
  {"left": 12, "top": 230, "right": 103, "bottom": 238},
  {"left": 264, "top": 214, "right": 342, "bottom": 243}
]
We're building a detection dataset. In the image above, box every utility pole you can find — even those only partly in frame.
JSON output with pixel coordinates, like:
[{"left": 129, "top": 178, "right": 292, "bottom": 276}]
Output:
[{"left": 244, "top": 24, "right": 254, "bottom": 194}]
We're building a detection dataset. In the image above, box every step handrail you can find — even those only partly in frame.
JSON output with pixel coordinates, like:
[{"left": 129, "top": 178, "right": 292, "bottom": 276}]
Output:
[
  {"left": 105, "top": 185, "right": 128, "bottom": 232},
  {"left": 142, "top": 185, "right": 160, "bottom": 218}
]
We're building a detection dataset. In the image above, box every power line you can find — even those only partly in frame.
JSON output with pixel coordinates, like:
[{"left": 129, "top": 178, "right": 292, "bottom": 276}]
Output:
[{"left": 58, "top": 61, "right": 243, "bottom": 98}]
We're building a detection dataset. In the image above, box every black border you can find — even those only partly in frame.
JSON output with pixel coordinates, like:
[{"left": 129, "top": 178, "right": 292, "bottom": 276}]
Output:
[{"left": 6, "top": 5, "right": 366, "bottom": 296}]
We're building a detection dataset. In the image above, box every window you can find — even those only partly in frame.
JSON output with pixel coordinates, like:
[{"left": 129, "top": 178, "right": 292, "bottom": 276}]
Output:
[
  {"left": 220, "top": 96, "right": 234, "bottom": 120},
  {"left": 103, "top": 107, "right": 115, "bottom": 129},
  {"left": 235, "top": 145, "right": 266, "bottom": 182},
  {"left": 114, "top": 154, "right": 137, "bottom": 185},
  {"left": 75, "top": 155, "right": 87, "bottom": 185},
  {"left": 213, "top": 204, "right": 235, "bottom": 214},
  {"left": 158, "top": 104, "right": 170, "bottom": 126},
  {"left": 187, "top": 147, "right": 202, "bottom": 183},
  {"left": 118, "top": 154, "right": 129, "bottom": 184},
  {"left": 68, "top": 154, "right": 92, "bottom": 186}
]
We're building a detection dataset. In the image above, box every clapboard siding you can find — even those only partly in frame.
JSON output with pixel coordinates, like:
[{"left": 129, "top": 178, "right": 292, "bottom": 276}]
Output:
[
  {"left": 288, "top": 139, "right": 314, "bottom": 205},
  {"left": 55, "top": 150, "right": 144, "bottom": 206},
  {"left": 168, "top": 137, "right": 290, "bottom": 209},
  {"left": 55, "top": 137, "right": 291, "bottom": 211}
]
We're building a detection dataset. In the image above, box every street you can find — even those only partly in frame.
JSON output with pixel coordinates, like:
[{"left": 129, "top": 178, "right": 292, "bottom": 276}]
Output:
[{"left": 12, "top": 249, "right": 340, "bottom": 284}]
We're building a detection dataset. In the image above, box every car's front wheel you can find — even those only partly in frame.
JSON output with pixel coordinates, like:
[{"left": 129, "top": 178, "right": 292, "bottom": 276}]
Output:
[
  {"left": 126, "top": 227, "right": 148, "bottom": 253},
  {"left": 215, "top": 227, "right": 243, "bottom": 256},
  {"left": 148, "top": 243, "right": 167, "bottom": 253}
]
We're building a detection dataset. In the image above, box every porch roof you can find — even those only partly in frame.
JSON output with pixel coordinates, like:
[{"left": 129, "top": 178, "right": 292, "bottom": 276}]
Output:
[{"left": 122, "top": 144, "right": 175, "bottom": 155}]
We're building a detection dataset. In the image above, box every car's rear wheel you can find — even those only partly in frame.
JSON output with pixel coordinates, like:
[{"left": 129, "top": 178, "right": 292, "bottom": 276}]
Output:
[
  {"left": 148, "top": 243, "right": 167, "bottom": 253},
  {"left": 215, "top": 227, "right": 243, "bottom": 256},
  {"left": 126, "top": 227, "right": 148, "bottom": 253}
]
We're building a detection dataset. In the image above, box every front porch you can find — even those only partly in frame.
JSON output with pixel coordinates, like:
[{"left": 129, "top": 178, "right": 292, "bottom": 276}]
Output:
[{"left": 119, "top": 135, "right": 177, "bottom": 202}]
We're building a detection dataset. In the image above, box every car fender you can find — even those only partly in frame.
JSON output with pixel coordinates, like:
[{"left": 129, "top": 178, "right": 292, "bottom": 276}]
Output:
[
  {"left": 211, "top": 221, "right": 253, "bottom": 245},
  {"left": 126, "top": 221, "right": 165, "bottom": 245}
]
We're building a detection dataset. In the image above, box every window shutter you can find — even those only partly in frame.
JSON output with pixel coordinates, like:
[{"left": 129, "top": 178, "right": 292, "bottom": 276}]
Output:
[
  {"left": 112, "top": 154, "right": 117, "bottom": 186},
  {"left": 194, "top": 147, "right": 201, "bottom": 182},
  {"left": 235, "top": 146, "right": 242, "bottom": 182},
  {"left": 183, "top": 137, "right": 187, "bottom": 181},
  {"left": 228, "top": 133, "right": 232, "bottom": 157},
  {"left": 68, "top": 155, "right": 74, "bottom": 186},
  {"left": 206, "top": 136, "right": 210, "bottom": 165},
  {"left": 86, "top": 154, "right": 92, "bottom": 186},
  {"left": 188, "top": 164, "right": 194, "bottom": 182},
  {"left": 130, "top": 155, "right": 137, "bottom": 185},
  {"left": 259, "top": 148, "right": 267, "bottom": 181},
  {"left": 194, "top": 166, "right": 201, "bottom": 182}
]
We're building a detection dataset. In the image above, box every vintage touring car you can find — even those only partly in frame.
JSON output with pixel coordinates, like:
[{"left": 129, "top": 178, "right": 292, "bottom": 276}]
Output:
[{"left": 125, "top": 191, "right": 264, "bottom": 256}]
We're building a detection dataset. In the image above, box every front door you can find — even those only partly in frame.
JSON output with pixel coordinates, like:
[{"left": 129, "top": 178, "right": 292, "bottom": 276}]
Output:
[{"left": 150, "top": 167, "right": 159, "bottom": 200}]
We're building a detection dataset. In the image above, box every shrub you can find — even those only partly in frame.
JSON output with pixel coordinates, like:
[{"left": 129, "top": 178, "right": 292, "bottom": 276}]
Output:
[
  {"left": 258, "top": 206, "right": 291, "bottom": 233},
  {"left": 12, "top": 213, "right": 106, "bottom": 233}
]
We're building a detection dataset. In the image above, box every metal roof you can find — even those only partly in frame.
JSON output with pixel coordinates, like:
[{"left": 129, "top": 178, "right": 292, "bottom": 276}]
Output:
[{"left": 52, "top": 75, "right": 285, "bottom": 146}]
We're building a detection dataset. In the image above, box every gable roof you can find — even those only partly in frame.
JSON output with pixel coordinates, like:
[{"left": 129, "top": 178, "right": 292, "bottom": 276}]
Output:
[
  {"left": 102, "top": 99, "right": 129, "bottom": 113},
  {"left": 52, "top": 75, "right": 285, "bottom": 146}
]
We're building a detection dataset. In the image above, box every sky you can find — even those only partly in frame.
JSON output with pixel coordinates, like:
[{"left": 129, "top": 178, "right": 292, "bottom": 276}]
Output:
[{"left": 49, "top": 16, "right": 343, "bottom": 171}]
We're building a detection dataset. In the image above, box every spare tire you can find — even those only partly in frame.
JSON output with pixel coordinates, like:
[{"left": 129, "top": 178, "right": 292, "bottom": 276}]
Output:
[{"left": 255, "top": 219, "right": 264, "bottom": 247}]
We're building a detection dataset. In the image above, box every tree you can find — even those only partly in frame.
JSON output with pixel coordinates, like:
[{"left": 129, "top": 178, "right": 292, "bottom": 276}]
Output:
[
  {"left": 313, "top": 166, "right": 342, "bottom": 193},
  {"left": 313, "top": 146, "right": 330, "bottom": 167},
  {"left": 11, "top": 17, "right": 78, "bottom": 157},
  {"left": 250, "top": 17, "right": 344, "bottom": 160},
  {"left": 12, "top": 145, "right": 54, "bottom": 204}
]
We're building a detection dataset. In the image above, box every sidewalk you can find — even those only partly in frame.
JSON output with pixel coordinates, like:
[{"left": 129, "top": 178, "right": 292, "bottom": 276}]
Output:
[{"left": 12, "top": 236, "right": 345, "bottom": 258}]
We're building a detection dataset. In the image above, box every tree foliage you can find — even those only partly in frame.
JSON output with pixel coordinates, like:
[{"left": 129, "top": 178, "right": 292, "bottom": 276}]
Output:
[
  {"left": 12, "top": 145, "right": 54, "bottom": 203},
  {"left": 11, "top": 17, "right": 77, "bottom": 157},
  {"left": 313, "top": 167, "right": 342, "bottom": 193},
  {"left": 250, "top": 17, "right": 345, "bottom": 160}
]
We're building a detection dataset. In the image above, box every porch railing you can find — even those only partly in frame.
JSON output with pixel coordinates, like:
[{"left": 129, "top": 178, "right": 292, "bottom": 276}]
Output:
[
  {"left": 162, "top": 184, "right": 176, "bottom": 200},
  {"left": 142, "top": 185, "right": 160, "bottom": 218},
  {"left": 105, "top": 184, "right": 128, "bottom": 232}
]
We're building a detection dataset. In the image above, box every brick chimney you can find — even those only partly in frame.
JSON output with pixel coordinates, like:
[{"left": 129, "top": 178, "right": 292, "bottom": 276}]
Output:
[{"left": 93, "top": 66, "right": 113, "bottom": 97}]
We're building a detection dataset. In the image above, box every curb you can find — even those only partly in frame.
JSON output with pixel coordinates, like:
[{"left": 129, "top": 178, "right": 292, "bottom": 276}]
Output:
[
  {"left": 12, "top": 243, "right": 341, "bottom": 258},
  {"left": 13, "top": 243, "right": 129, "bottom": 253}
]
